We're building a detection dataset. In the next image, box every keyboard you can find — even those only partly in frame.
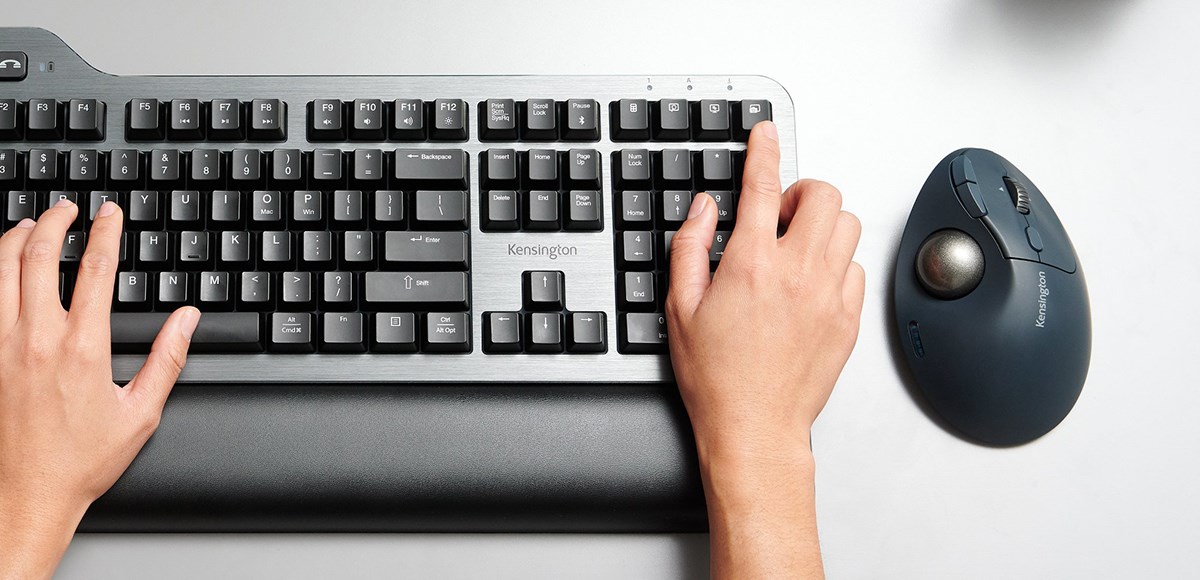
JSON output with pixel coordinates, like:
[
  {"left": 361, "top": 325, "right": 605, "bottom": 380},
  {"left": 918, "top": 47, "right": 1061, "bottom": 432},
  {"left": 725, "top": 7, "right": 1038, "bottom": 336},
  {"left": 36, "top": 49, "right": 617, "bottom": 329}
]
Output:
[{"left": 1, "top": 28, "right": 797, "bottom": 532}]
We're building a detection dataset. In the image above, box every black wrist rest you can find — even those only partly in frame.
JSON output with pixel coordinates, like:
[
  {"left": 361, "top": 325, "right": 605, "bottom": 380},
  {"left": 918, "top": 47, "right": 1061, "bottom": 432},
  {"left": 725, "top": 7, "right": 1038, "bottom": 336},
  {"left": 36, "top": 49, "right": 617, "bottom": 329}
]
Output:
[{"left": 79, "top": 384, "right": 707, "bottom": 533}]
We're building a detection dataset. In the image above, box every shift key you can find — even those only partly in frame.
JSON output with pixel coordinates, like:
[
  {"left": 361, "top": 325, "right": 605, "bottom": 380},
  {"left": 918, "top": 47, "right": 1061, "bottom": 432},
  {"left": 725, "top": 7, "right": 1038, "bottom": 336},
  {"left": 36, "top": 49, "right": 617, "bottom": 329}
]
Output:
[
  {"left": 365, "top": 271, "right": 469, "bottom": 308},
  {"left": 393, "top": 149, "right": 468, "bottom": 189}
]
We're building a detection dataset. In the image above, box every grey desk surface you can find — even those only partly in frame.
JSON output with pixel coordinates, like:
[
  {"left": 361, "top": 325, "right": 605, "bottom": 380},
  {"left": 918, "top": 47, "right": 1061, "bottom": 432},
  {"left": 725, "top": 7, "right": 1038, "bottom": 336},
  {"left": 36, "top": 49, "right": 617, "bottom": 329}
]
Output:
[{"left": 3, "top": 0, "right": 1196, "bottom": 577}]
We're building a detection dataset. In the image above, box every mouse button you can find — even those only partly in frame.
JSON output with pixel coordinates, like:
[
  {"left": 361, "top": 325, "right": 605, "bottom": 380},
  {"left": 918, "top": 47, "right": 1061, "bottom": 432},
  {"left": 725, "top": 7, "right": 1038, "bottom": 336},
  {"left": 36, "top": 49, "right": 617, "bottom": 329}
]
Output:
[
  {"left": 1022, "top": 206, "right": 1078, "bottom": 274},
  {"left": 954, "top": 181, "right": 988, "bottom": 218},
  {"left": 951, "top": 154, "right": 977, "bottom": 186},
  {"left": 981, "top": 213, "right": 1040, "bottom": 262},
  {"left": 1024, "top": 226, "right": 1044, "bottom": 252}
]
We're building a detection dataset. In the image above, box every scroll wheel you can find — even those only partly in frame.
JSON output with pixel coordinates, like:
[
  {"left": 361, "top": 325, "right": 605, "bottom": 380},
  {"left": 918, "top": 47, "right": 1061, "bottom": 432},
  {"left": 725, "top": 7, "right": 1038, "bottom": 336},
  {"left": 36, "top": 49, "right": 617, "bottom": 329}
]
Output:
[{"left": 1003, "top": 176, "right": 1031, "bottom": 214}]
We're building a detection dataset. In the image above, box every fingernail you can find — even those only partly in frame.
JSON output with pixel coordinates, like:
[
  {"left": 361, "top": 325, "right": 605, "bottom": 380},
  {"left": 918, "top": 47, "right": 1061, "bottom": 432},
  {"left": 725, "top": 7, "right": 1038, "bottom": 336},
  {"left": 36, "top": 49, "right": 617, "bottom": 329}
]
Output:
[
  {"left": 180, "top": 307, "right": 201, "bottom": 341},
  {"left": 760, "top": 121, "right": 778, "bottom": 142},
  {"left": 688, "top": 193, "right": 709, "bottom": 219},
  {"left": 96, "top": 201, "right": 117, "bottom": 218},
  {"left": 54, "top": 197, "right": 75, "bottom": 208},
  {"left": 15, "top": 218, "right": 35, "bottom": 229}
]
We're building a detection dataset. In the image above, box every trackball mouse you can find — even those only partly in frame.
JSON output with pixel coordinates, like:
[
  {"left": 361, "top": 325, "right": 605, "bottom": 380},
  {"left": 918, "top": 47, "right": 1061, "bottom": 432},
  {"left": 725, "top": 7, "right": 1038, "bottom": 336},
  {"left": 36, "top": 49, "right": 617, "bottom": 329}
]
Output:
[{"left": 893, "top": 149, "right": 1091, "bottom": 446}]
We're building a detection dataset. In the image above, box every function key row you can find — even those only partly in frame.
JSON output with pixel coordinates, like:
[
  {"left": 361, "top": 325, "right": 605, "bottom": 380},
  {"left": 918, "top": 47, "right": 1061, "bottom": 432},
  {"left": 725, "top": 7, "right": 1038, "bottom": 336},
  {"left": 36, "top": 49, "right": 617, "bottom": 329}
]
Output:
[
  {"left": 0, "top": 98, "right": 106, "bottom": 141},
  {"left": 126, "top": 99, "right": 285, "bottom": 142},
  {"left": 610, "top": 99, "right": 771, "bottom": 142},
  {"left": 309, "top": 98, "right": 467, "bottom": 142}
]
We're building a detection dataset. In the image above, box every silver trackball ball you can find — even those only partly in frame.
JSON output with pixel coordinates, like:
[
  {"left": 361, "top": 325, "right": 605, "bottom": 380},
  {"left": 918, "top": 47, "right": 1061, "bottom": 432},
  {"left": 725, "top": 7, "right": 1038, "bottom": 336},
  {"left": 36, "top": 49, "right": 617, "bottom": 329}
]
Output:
[{"left": 915, "top": 229, "right": 984, "bottom": 299}]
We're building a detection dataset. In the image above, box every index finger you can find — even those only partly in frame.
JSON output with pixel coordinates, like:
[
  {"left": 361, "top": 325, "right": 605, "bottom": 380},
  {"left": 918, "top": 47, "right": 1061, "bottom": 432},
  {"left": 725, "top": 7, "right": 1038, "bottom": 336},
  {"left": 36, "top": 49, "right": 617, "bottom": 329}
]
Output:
[
  {"left": 69, "top": 201, "right": 123, "bottom": 336},
  {"left": 730, "top": 121, "right": 783, "bottom": 241}
]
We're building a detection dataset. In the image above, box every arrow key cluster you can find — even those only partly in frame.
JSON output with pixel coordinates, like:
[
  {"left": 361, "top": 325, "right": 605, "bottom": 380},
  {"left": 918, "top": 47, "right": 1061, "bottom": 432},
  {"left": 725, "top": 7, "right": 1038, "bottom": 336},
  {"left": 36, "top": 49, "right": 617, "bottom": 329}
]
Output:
[{"left": 483, "top": 270, "right": 606, "bottom": 354}]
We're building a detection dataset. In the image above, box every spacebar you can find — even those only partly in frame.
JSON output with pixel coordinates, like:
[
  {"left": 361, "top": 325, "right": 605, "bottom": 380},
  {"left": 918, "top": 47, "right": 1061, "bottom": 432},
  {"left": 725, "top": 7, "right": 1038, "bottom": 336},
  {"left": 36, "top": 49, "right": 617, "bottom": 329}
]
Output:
[{"left": 111, "top": 313, "right": 263, "bottom": 354}]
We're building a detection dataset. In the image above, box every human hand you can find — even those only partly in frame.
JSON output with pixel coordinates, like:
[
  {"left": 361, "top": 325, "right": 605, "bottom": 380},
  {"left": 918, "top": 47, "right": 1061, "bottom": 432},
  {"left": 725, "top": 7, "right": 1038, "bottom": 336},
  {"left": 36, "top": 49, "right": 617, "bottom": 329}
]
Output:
[
  {"left": 0, "top": 199, "right": 199, "bottom": 579},
  {"left": 666, "top": 121, "right": 864, "bottom": 578}
]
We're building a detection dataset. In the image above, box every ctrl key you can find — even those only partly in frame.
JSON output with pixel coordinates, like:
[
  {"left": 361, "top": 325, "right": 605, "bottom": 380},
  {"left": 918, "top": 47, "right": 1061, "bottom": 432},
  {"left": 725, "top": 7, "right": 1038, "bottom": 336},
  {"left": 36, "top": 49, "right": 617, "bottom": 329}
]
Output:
[
  {"left": 269, "top": 312, "right": 315, "bottom": 353},
  {"left": 620, "top": 312, "right": 667, "bottom": 354},
  {"left": 425, "top": 312, "right": 470, "bottom": 353}
]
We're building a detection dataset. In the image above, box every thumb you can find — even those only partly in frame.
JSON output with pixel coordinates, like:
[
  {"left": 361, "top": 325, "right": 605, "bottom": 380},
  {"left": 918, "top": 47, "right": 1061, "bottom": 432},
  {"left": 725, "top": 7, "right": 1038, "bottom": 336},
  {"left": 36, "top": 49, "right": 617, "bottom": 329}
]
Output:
[
  {"left": 667, "top": 192, "right": 718, "bottom": 319},
  {"left": 126, "top": 306, "right": 200, "bottom": 417}
]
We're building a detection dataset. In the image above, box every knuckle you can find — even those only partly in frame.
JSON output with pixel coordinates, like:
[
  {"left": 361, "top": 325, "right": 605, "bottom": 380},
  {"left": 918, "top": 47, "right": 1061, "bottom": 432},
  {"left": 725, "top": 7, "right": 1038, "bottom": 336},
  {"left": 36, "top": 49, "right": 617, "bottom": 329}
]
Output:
[
  {"left": 78, "top": 250, "right": 114, "bottom": 279},
  {"left": 22, "top": 239, "right": 57, "bottom": 264},
  {"left": 809, "top": 181, "right": 843, "bottom": 210},
  {"left": 22, "top": 339, "right": 54, "bottom": 364}
]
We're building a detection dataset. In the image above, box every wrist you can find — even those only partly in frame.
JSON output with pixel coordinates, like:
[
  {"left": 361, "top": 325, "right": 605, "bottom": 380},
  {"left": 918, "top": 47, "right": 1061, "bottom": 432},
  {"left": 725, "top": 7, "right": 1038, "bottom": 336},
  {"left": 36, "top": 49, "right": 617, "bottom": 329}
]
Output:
[{"left": 0, "top": 492, "right": 88, "bottom": 578}]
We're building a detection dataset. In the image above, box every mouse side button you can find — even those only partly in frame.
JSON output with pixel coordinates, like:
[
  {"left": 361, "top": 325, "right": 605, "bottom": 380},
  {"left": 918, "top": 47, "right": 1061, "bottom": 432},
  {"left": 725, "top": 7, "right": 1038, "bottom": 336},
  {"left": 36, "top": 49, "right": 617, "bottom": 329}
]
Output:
[
  {"left": 951, "top": 155, "right": 977, "bottom": 186},
  {"left": 955, "top": 182, "right": 988, "bottom": 218}
]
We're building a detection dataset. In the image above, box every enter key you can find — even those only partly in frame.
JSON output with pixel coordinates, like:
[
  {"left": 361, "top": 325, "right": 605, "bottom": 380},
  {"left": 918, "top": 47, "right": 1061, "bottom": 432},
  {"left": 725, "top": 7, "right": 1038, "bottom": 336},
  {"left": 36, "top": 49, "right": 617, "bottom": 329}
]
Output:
[{"left": 384, "top": 231, "right": 469, "bottom": 268}]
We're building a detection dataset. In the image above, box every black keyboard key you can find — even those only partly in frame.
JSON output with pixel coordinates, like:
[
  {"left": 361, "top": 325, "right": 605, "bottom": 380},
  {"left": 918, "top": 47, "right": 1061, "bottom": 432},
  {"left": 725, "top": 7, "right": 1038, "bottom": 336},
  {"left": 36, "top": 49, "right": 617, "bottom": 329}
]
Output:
[
  {"left": 710, "top": 190, "right": 736, "bottom": 223},
  {"left": 149, "top": 149, "right": 180, "bottom": 183},
  {"left": 221, "top": 231, "right": 252, "bottom": 266},
  {"left": 269, "top": 312, "right": 315, "bottom": 353},
  {"left": 483, "top": 190, "right": 519, "bottom": 231},
  {"left": 526, "top": 149, "right": 557, "bottom": 185},
  {"left": 111, "top": 312, "right": 262, "bottom": 354},
  {"left": 350, "top": 99, "right": 385, "bottom": 140},
  {"left": 565, "top": 190, "right": 601, "bottom": 231},
  {"left": 250, "top": 190, "right": 283, "bottom": 226},
  {"left": 619, "top": 190, "right": 652, "bottom": 226},
  {"left": 239, "top": 271, "right": 272, "bottom": 309},
  {"left": 116, "top": 271, "right": 151, "bottom": 311},
  {"left": 620, "top": 231, "right": 654, "bottom": 270},
  {"left": 321, "top": 312, "right": 366, "bottom": 353},
  {"left": 383, "top": 231, "right": 468, "bottom": 268},
  {"left": 414, "top": 190, "right": 467, "bottom": 228},
  {"left": 272, "top": 148, "right": 303, "bottom": 183},
  {"left": 658, "top": 149, "right": 691, "bottom": 184},
  {"left": 128, "top": 190, "right": 160, "bottom": 224},
  {"left": 59, "top": 231, "right": 85, "bottom": 262},
  {"left": 198, "top": 271, "right": 233, "bottom": 309},
  {"left": 28, "top": 149, "right": 58, "bottom": 182},
  {"left": 563, "top": 99, "right": 599, "bottom": 141},
  {"left": 483, "top": 148, "right": 518, "bottom": 187},
  {"left": 694, "top": 99, "right": 731, "bottom": 141},
  {"left": 620, "top": 313, "right": 667, "bottom": 353},
  {"left": 523, "top": 270, "right": 564, "bottom": 311},
  {"left": 312, "top": 149, "right": 343, "bottom": 182},
  {"left": 566, "top": 149, "right": 600, "bottom": 187},
  {"left": 373, "top": 312, "right": 418, "bottom": 352},
  {"left": 178, "top": 230, "right": 211, "bottom": 268},
  {"left": 169, "top": 190, "right": 201, "bottom": 226},
  {"left": 364, "top": 272, "right": 468, "bottom": 308},
  {"left": 26, "top": 99, "right": 61, "bottom": 140},
  {"left": 0, "top": 150, "right": 17, "bottom": 183},
  {"left": 301, "top": 231, "right": 333, "bottom": 267},
  {"left": 126, "top": 99, "right": 164, "bottom": 141},
  {"left": 231, "top": 148, "right": 262, "bottom": 183},
  {"left": 168, "top": 99, "right": 203, "bottom": 140},
  {"left": 4, "top": 191, "right": 35, "bottom": 227},
  {"left": 137, "top": 231, "right": 170, "bottom": 267},
  {"left": 620, "top": 271, "right": 656, "bottom": 310},
  {"left": 393, "top": 149, "right": 467, "bottom": 189},
  {"left": 249, "top": 99, "right": 285, "bottom": 140},
  {"left": 699, "top": 149, "right": 733, "bottom": 184},
  {"left": 66, "top": 99, "right": 105, "bottom": 141},
  {"left": 568, "top": 312, "right": 606, "bottom": 353},
  {"left": 261, "top": 231, "right": 293, "bottom": 267},
  {"left": 424, "top": 312, "right": 470, "bottom": 352},
  {"left": 156, "top": 271, "right": 190, "bottom": 308},
  {"left": 352, "top": 149, "right": 383, "bottom": 182},
  {"left": 372, "top": 190, "right": 404, "bottom": 226},
  {"left": 612, "top": 99, "right": 650, "bottom": 141},
  {"left": 332, "top": 190, "right": 365, "bottom": 227},
  {"left": 735, "top": 100, "right": 772, "bottom": 140},
  {"left": 321, "top": 271, "right": 354, "bottom": 309},
  {"left": 0, "top": 100, "right": 21, "bottom": 140},
  {"left": 525, "top": 190, "right": 558, "bottom": 231},
  {"left": 291, "top": 190, "right": 324, "bottom": 227},
  {"left": 208, "top": 98, "right": 242, "bottom": 140},
  {"left": 342, "top": 231, "right": 374, "bottom": 264},
  {"left": 523, "top": 98, "right": 557, "bottom": 139},
  {"left": 390, "top": 99, "right": 425, "bottom": 140},
  {"left": 282, "top": 271, "right": 314, "bottom": 307},
  {"left": 616, "top": 149, "right": 651, "bottom": 186},
  {"left": 190, "top": 149, "right": 221, "bottom": 183},
  {"left": 110, "top": 149, "right": 140, "bottom": 183},
  {"left": 526, "top": 312, "right": 563, "bottom": 353},
  {"left": 481, "top": 99, "right": 517, "bottom": 140},
  {"left": 86, "top": 191, "right": 118, "bottom": 221},
  {"left": 655, "top": 99, "right": 689, "bottom": 141},
  {"left": 309, "top": 99, "right": 345, "bottom": 141},
  {"left": 660, "top": 190, "right": 694, "bottom": 225},
  {"left": 711, "top": 230, "right": 730, "bottom": 266},
  {"left": 484, "top": 312, "right": 521, "bottom": 353},
  {"left": 431, "top": 99, "right": 467, "bottom": 141},
  {"left": 66, "top": 149, "right": 99, "bottom": 184},
  {"left": 211, "top": 190, "right": 242, "bottom": 225}
]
